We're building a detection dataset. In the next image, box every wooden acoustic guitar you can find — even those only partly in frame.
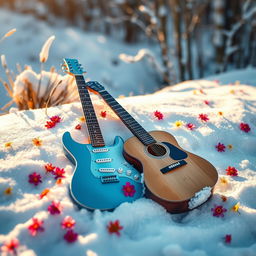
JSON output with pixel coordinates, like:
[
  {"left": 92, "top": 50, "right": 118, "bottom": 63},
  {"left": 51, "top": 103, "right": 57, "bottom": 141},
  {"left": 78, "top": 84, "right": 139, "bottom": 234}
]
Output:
[
  {"left": 61, "top": 59, "right": 143, "bottom": 210},
  {"left": 86, "top": 81, "right": 219, "bottom": 213}
]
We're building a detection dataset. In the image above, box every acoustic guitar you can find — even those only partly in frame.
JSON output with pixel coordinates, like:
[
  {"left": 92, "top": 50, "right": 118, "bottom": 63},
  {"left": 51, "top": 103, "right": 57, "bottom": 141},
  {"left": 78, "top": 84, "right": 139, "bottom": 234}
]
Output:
[
  {"left": 86, "top": 81, "right": 219, "bottom": 213},
  {"left": 61, "top": 59, "right": 143, "bottom": 210}
]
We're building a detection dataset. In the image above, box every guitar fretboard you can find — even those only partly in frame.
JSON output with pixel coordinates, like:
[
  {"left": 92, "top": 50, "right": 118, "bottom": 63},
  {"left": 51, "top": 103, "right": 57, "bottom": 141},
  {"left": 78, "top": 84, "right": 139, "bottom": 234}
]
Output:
[
  {"left": 75, "top": 75, "right": 105, "bottom": 147},
  {"left": 97, "top": 89, "right": 156, "bottom": 146}
]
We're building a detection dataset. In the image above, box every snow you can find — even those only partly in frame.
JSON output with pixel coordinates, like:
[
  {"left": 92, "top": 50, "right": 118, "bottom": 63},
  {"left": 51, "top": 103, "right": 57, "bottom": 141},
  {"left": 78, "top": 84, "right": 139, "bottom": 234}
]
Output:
[
  {"left": 188, "top": 187, "right": 211, "bottom": 210},
  {"left": 1, "top": 77, "right": 256, "bottom": 255}
]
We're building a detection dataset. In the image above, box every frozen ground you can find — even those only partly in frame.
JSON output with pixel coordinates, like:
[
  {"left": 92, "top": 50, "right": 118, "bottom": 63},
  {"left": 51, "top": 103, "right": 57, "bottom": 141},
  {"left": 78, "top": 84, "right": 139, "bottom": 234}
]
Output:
[{"left": 0, "top": 76, "right": 256, "bottom": 255}]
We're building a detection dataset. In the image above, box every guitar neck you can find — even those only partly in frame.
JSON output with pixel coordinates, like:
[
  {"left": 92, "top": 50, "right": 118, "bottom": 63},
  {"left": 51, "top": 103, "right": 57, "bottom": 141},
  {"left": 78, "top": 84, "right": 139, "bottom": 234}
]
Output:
[
  {"left": 96, "top": 89, "right": 156, "bottom": 146},
  {"left": 75, "top": 75, "right": 105, "bottom": 147}
]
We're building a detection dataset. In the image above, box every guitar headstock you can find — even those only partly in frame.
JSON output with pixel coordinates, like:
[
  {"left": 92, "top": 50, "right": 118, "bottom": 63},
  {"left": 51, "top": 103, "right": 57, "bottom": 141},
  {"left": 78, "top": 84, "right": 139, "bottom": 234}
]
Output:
[
  {"left": 61, "top": 58, "right": 85, "bottom": 76},
  {"left": 86, "top": 81, "right": 105, "bottom": 93}
]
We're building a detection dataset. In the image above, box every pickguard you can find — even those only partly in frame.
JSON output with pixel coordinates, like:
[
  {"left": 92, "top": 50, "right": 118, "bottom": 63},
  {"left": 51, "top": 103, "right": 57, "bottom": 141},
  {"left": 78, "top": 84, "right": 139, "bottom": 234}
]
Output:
[
  {"left": 162, "top": 142, "right": 188, "bottom": 160},
  {"left": 89, "top": 141, "right": 141, "bottom": 183}
]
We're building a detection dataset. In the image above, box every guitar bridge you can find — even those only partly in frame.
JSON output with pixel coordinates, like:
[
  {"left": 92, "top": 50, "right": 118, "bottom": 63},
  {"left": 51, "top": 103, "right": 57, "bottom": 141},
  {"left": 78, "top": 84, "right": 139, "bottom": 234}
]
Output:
[
  {"left": 100, "top": 175, "right": 119, "bottom": 184},
  {"left": 160, "top": 160, "right": 187, "bottom": 174}
]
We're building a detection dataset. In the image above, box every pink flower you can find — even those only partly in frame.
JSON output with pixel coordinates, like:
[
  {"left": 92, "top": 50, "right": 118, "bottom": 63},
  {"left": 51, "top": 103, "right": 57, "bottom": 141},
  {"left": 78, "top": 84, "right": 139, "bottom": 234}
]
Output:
[
  {"left": 154, "top": 111, "right": 164, "bottom": 120},
  {"left": 186, "top": 123, "right": 196, "bottom": 130},
  {"left": 211, "top": 205, "right": 227, "bottom": 217},
  {"left": 61, "top": 216, "right": 76, "bottom": 230},
  {"left": 28, "top": 218, "right": 44, "bottom": 236},
  {"left": 1, "top": 238, "right": 19, "bottom": 254},
  {"left": 122, "top": 182, "right": 136, "bottom": 197},
  {"left": 225, "top": 234, "right": 232, "bottom": 244},
  {"left": 225, "top": 166, "right": 238, "bottom": 176},
  {"left": 199, "top": 113, "right": 209, "bottom": 122},
  {"left": 204, "top": 100, "right": 210, "bottom": 105},
  {"left": 64, "top": 230, "right": 78, "bottom": 243},
  {"left": 45, "top": 121, "right": 56, "bottom": 129},
  {"left": 28, "top": 172, "right": 42, "bottom": 186},
  {"left": 48, "top": 201, "right": 62, "bottom": 215},
  {"left": 215, "top": 143, "right": 226, "bottom": 152},
  {"left": 50, "top": 115, "right": 61, "bottom": 123},
  {"left": 107, "top": 220, "right": 123, "bottom": 236},
  {"left": 240, "top": 123, "right": 251, "bottom": 133},
  {"left": 44, "top": 163, "right": 55, "bottom": 174},
  {"left": 53, "top": 167, "right": 65, "bottom": 179}
]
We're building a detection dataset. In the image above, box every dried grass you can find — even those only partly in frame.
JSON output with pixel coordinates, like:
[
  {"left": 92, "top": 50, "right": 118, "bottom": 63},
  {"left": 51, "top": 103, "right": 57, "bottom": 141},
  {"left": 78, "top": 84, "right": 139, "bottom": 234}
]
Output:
[{"left": 0, "top": 61, "right": 78, "bottom": 113}]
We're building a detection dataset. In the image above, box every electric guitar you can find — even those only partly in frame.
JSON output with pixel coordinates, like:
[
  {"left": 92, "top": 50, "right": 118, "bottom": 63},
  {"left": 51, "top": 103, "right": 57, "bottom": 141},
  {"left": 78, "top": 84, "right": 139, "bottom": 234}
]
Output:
[
  {"left": 61, "top": 59, "right": 143, "bottom": 210},
  {"left": 86, "top": 81, "right": 219, "bottom": 213}
]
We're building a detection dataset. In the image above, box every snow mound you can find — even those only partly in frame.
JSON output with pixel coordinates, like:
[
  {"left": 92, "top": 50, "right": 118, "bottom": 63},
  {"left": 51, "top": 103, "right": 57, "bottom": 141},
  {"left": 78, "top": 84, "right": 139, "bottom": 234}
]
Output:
[{"left": 0, "top": 79, "right": 256, "bottom": 255}]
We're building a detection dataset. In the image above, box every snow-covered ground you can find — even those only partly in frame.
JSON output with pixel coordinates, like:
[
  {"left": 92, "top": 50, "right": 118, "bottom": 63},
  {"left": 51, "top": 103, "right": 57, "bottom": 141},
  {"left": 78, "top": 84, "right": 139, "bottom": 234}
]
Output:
[{"left": 0, "top": 76, "right": 256, "bottom": 255}]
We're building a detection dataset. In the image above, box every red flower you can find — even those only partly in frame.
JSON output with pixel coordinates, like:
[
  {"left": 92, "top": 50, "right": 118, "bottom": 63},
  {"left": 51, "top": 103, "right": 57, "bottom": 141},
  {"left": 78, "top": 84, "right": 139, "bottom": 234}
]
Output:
[
  {"left": 100, "top": 111, "right": 107, "bottom": 118},
  {"left": 44, "top": 163, "right": 55, "bottom": 174},
  {"left": 154, "top": 111, "right": 164, "bottom": 120},
  {"left": 107, "top": 220, "right": 123, "bottom": 236},
  {"left": 28, "top": 172, "right": 42, "bottom": 186},
  {"left": 240, "top": 123, "right": 251, "bottom": 133},
  {"left": 199, "top": 114, "right": 209, "bottom": 122},
  {"left": 215, "top": 143, "right": 226, "bottom": 152},
  {"left": 204, "top": 100, "right": 210, "bottom": 105},
  {"left": 64, "top": 230, "right": 78, "bottom": 243},
  {"left": 221, "top": 195, "right": 228, "bottom": 202},
  {"left": 53, "top": 167, "right": 65, "bottom": 180},
  {"left": 48, "top": 201, "right": 62, "bottom": 215},
  {"left": 61, "top": 216, "right": 76, "bottom": 230},
  {"left": 225, "top": 234, "right": 232, "bottom": 244},
  {"left": 211, "top": 205, "right": 227, "bottom": 217},
  {"left": 1, "top": 238, "right": 19, "bottom": 254},
  {"left": 75, "top": 124, "right": 81, "bottom": 130},
  {"left": 122, "top": 182, "right": 136, "bottom": 197},
  {"left": 45, "top": 121, "right": 56, "bottom": 129},
  {"left": 186, "top": 123, "right": 196, "bottom": 130},
  {"left": 225, "top": 166, "right": 238, "bottom": 176},
  {"left": 28, "top": 218, "right": 44, "bottom": 236},
  {"left": 50, "top": 115, "right": 61, "bottom": 123}
]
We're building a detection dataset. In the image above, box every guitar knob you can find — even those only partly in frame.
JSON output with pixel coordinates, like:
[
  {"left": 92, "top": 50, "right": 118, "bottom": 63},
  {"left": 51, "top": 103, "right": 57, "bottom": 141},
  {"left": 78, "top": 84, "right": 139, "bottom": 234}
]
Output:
[
  {"left": 126, "top": 170, "right": 132, "bottom": 176},
  {"left": 117, "top": 168, "right": 123, "bottom": 174},
  {"left": 134, "top": 175, "right": 139, "bottom": 180}
]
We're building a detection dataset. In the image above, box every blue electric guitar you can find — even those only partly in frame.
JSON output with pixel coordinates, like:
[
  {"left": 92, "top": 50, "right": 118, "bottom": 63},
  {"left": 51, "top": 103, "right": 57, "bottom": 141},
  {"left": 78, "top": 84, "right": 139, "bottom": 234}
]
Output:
[{"left": 61, "top": 58, "right": 143, "bottom": 210}]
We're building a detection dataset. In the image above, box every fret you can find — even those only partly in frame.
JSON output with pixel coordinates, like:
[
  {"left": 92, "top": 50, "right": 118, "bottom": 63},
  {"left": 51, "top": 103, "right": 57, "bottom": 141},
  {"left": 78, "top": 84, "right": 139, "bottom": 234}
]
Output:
[
  {"left": 98, "top": 90, "right": 156, "bottom": 146},
  {"left": 75, "top": 76, "right": 105, "bottom": 147}
]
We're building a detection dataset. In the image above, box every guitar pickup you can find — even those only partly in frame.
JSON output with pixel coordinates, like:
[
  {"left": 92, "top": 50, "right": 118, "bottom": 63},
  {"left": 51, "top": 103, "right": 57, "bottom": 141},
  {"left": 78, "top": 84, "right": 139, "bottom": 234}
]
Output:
[
  {"left": 92, "top": 148, "right": 109, "bottom": 153},
  {"left": 98, "top": 168, "right": 115, "bottom": 173},
  {"left": 101, "top": 175, "right": 119, "bottom": 184},
  {"left": 95, "top": 158, "right": 112, "bottom": 163}
]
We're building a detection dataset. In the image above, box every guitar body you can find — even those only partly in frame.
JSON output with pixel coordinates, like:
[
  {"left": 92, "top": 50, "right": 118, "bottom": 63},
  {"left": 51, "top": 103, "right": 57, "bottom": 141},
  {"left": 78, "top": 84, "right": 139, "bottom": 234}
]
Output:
[
  {"left": 62, "top": 132, "right": 143, "bottom": 210},
  {"left": 123, "top": 131, "right": 219, "bottom": 213}
]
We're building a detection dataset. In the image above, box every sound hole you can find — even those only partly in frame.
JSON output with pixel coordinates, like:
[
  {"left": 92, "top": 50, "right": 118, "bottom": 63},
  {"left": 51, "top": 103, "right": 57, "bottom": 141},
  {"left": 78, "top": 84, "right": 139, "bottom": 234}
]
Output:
[{"left": 147, "top": 143, "right": 167, "bottom": 157}]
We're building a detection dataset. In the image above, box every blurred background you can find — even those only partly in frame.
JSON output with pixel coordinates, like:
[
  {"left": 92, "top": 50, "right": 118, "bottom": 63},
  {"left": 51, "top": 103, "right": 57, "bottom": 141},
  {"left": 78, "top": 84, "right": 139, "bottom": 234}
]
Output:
[{"left": 0, "top": 0, "right": 255, "bottom": 111}]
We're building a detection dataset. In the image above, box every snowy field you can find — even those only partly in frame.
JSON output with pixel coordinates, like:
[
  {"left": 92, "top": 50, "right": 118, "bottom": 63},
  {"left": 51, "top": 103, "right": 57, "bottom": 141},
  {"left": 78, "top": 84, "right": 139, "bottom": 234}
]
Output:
[{"left": 0, "top": 75, "right": 256, "bottom": 255}]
